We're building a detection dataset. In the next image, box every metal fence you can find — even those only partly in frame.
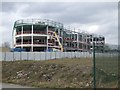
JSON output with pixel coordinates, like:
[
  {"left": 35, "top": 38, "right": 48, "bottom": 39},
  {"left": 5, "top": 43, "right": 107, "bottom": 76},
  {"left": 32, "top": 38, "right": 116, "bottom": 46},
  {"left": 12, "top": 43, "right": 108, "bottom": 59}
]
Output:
[
  {"left": 1, "top": 50, "right": 118, "bottom": 88},
  {"left": 0, "top": 52, "right": 92, "bottom": 61},
  {"left": 94, "top": 52, "right": 118, "bottom": 88}
]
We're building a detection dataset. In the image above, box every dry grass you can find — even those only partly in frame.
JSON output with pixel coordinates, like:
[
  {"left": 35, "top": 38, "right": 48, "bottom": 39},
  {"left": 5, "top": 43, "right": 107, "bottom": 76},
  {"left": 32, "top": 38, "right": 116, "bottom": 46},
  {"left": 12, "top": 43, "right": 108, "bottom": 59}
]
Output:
[
  {"left": 95, "top": 56, "right": 118, "bottom": 88},
  {"left": 2, "top": 58, "right": 93, "bottom": 88},
  {"left": 2, "top": 57, "right": 118, "bottom": 88}
]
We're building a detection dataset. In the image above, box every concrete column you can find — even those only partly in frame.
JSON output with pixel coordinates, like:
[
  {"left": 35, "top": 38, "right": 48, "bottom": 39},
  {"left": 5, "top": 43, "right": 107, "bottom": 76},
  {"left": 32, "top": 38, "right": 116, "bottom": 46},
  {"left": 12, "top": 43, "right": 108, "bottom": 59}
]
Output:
[
  {"left": 77, "top": 33, "right": 79, "bottom": 51},
  {"left": 31, "top": 25, "right": 33, "bottom": 52},
  {"left": 70, "top": 32, "right": 72, "bottom": 51},
  {"left": 21, "top": 26, "right": 23, "bottom": 49},
  {"left": 46, "top": 25, "right": 48, "bottom": 51},
  {"left": 81, "top": 34, "right": 83, "bottom": 51},
  {"left": 68, "top": 33, "right": 70, "bottom": 51},
  {"left": 13, "top": 28, "right": 16, "bottom": 48},
  {"left": 85, "top": 34, "right": 87, "bottom": 51},
  {"left": 74, "top": 29, "right": 75, "bottom": 49},
  {"left": 61, "top": 29, "right": 63, "bottom": 47}
]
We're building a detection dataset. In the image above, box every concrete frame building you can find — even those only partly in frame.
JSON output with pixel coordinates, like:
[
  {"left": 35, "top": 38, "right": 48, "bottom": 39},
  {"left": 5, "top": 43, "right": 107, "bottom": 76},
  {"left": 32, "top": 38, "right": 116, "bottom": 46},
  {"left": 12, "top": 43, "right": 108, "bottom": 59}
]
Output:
[{"left": 13, "top": 19, "right": 105, "bottom": 52}]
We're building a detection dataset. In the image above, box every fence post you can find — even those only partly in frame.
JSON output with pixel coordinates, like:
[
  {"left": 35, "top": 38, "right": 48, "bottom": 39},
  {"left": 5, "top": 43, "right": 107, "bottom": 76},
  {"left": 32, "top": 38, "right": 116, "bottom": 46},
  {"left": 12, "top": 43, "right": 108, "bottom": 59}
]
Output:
[{"left": 93, "top": 42, "right": 96, "bottom": 89}]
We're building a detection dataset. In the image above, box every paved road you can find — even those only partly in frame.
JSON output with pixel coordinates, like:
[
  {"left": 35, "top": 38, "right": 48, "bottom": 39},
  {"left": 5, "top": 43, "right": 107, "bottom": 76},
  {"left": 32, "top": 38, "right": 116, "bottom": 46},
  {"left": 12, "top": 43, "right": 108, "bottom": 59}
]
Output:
[{"left": 1, "top": 83, "right": 33, "bottom": 88}]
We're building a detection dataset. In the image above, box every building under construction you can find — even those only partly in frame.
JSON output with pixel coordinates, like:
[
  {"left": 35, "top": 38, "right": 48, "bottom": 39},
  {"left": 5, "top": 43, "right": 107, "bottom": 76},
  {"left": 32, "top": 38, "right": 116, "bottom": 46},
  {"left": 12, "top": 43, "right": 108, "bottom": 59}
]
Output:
[{"left": 13, "top": 19, "right": 105, "bottom": 52}]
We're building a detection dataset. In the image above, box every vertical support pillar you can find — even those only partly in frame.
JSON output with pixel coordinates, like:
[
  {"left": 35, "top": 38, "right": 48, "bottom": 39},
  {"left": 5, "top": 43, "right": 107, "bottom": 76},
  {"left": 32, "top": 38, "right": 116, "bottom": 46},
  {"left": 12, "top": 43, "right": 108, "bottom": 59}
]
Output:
[
  {"left": 74, "top": 28, "right": 75, "bottom": 51},
  {"left": 86, "top": 34, "right": 88, "bottom": 51},
  {"left": 77, "top": 33, "right": 79, "bottom": 51},
  {"left": 55, "top": 28, "right": 57, "bottom": 47},
  {"left": 82, "top": 34, "right": 84, "bottom": 52},
  {"left": 46, "top": 25, "right": 48, "bottom": 51},
  {"left": 69, "top": 31, "right": 70, "bottom": 51},
  {"left": 14, "top": 28, "right": 16, "bottom": 48},
  {"left": 61, "top": 29, "right": 63, "bottom": 49},
  {"left": 31, "top": 25, "right": 33, "bottom": 52},
  {"left": 85, "top": 34, "right": 87, "bottom": 51},
  {"left": 13, "top": 28, "right": 16, "bottom": 48},
  {"left": 21, "top": 26, "right": 23, "bottom": 49},
  {"left": 70, "top": 31, "right": 72, "bottom": 52}
]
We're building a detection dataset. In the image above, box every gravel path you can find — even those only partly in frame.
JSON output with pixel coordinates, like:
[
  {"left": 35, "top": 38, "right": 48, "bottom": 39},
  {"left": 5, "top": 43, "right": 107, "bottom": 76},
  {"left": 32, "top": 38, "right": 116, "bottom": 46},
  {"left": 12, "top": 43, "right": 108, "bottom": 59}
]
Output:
[{"left": 1, "top": 83, "right": 33, "bottom": 88}]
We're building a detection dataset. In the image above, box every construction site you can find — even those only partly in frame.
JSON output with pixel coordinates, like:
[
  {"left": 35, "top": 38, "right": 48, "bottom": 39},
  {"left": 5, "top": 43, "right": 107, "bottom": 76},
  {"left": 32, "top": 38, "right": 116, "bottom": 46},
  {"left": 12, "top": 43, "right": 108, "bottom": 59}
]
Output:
[{"left": 13, "top": 19, "right": 105, "bottom": 52}]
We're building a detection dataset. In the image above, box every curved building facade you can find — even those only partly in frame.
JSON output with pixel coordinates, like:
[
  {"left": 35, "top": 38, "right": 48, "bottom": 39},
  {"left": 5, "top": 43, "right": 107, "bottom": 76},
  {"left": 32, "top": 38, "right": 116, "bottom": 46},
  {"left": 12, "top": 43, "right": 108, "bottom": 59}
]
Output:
[
  {"left": 13, "top": 19, "right": 105, "bottom": 52},
  {"left": 13, "top": 19, "right": 64, "bottom": 52}
]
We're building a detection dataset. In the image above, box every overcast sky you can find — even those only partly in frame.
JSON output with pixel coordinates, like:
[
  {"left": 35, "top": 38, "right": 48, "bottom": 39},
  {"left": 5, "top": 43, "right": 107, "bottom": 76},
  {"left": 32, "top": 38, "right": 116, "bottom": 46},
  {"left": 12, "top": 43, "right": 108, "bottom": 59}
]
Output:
[{"left": 1, "top": 2, "right": 118, "bottom": 47}]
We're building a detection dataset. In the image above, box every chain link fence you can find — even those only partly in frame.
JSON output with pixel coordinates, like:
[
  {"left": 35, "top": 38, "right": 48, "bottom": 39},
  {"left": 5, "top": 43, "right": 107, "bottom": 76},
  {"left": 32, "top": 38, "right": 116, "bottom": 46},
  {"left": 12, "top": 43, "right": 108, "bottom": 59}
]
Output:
[
  {"left": 95, "top": 51, "right": 118, "bottom": 88},
  {"left": 1, "top": 49, "right": 119, "bottom": 88}
]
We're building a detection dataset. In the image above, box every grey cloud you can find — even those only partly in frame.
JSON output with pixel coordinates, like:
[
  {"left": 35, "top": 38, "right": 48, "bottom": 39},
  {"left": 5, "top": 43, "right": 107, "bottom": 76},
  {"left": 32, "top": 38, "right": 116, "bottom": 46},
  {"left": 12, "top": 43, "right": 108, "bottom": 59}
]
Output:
[
  {"left": 2, "top": 2, "right": 117, "bottom": 24},
  {"left": 2, "top": 2, "right": 17, "bottom": 12},
  {"left": 58, "top": 3, "right": 117, "bottom": 24},
  {"left": 1, "top": 2, "right": 118, "bottom": 45},
  {"left": 22, "top": 3, "right": 67, "bottom": 14}
]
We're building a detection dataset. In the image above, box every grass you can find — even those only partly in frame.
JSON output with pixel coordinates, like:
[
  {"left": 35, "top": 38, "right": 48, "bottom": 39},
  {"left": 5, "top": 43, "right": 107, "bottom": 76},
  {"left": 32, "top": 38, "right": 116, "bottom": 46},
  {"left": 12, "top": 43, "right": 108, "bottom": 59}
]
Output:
[
  {"left": 95, "top": 56, "right": 118, "bottom": 74},
  {"left": 2, "top": 58, "right": 93, "bottom": 88},
  {"left": 95, "top": 55, "right": 118, "bottom": 88},
  {"left": 2, "top": 57, "right": 119, "bottom": 88}
]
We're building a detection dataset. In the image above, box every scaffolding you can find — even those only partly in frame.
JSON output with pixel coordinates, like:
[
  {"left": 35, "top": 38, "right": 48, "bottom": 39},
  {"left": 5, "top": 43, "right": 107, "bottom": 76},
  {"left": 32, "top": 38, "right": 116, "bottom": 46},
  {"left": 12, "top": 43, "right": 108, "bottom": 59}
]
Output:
[{"left": 13, "top": 19, "right": 105, "bottom": 52}]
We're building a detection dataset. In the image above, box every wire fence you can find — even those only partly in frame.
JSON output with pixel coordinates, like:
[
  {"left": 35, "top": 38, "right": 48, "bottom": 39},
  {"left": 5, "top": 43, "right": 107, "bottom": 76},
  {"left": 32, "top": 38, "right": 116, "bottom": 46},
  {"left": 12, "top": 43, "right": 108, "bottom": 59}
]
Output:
[
  {"left": 1, "top": 50, "right": 119, "bottom": 88},
  {"left": 95, "top": 52, "right": 118, "bottom": 88}
]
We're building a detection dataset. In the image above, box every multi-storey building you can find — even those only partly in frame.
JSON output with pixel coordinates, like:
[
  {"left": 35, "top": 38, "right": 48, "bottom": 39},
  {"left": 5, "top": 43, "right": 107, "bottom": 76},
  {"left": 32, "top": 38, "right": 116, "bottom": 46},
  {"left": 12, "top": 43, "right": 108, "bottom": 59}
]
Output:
[{"left": 13, "top": 19, "right": 105, "bottom": 52}]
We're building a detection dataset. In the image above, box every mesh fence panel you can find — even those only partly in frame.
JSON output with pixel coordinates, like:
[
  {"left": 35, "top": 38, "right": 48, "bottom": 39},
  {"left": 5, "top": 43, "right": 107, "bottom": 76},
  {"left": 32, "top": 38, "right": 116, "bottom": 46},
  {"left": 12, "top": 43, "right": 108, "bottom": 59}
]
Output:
[{"left": 95, "top": 52, "right": 118, "bottom": 88}]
